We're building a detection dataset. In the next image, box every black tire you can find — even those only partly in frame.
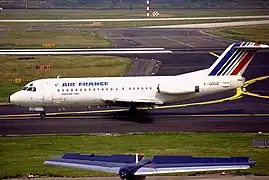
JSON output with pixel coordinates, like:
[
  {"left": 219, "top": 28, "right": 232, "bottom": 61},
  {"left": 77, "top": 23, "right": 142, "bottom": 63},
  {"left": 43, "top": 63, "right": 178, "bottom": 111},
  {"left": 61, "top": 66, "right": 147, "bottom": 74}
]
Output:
[{"left": 40, "top": 111, "right": 46, "bottom": 119}]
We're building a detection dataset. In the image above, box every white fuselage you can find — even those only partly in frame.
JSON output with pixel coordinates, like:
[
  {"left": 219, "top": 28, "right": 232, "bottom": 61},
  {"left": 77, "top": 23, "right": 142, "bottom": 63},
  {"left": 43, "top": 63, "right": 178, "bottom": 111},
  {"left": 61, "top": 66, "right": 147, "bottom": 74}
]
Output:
[{"left": 10, "top": 69, "right": 245, "bottom": 108}]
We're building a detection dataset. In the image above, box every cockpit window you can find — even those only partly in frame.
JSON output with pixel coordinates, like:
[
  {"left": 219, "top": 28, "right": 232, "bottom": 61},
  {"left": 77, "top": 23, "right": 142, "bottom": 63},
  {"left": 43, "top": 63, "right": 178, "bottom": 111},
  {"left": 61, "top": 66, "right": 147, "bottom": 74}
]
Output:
[
  {"left": 21, "top": 83, "right": 36, "bottom": 92},
  {"left": 27, "top": 87, "right": 33, "bottom": 91}
]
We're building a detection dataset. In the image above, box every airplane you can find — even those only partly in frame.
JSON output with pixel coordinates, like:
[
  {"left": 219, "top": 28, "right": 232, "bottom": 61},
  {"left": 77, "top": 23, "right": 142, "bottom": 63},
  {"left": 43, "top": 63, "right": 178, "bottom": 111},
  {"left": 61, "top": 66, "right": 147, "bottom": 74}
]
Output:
[
  {"left": 9, "top": 41, "right": 269, "bottom": 118},
  {"left": 44, "top": 153, "right": 256, "bottom": 180}
]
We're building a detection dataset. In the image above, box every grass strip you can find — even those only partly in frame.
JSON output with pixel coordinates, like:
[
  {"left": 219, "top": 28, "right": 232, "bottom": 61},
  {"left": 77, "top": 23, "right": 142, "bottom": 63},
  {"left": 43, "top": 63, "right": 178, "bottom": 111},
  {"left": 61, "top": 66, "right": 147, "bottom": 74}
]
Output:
[
  {"left": 204, "top": 24, "right": 269, "bottom": 44},
  {"left": 0, "top": 133, "right": 269, "bottom": 178},
  {"left": 0, "top": 9, "right": 269, "bottom": 20},
  {"left": 0, "top": 29, "right": 110, "bottom": 48}
]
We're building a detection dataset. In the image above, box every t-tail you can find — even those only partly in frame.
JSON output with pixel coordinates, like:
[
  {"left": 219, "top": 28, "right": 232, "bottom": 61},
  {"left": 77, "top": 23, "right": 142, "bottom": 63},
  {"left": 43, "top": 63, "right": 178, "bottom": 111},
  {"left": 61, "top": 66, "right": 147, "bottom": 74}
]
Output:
[{"left": 208, "top": 42, "right": 269, "bottom": 76}]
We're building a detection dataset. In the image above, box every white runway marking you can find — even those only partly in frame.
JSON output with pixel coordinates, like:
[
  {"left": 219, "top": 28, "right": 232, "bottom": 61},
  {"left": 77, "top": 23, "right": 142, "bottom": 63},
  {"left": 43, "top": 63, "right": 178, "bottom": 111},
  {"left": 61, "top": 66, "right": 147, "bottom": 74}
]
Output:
[
  {"left": 1, "top": 15, "right": 269, "bottom": 22},
  {"left": 0, "top": 47, "right": 166, "bottom": 52},
  {"left": 0, "top": 50, "right": 173, "bottom": 55},
  {"left": 142, "top": 20, "right": 269, "bottom": 28}
]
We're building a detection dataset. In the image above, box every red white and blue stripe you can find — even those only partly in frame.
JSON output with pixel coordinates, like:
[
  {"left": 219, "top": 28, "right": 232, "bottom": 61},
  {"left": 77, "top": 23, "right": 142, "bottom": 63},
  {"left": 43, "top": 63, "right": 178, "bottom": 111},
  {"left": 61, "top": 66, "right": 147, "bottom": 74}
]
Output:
[{"left": 208, "top": 42, "right": 260, "bottom": 76}]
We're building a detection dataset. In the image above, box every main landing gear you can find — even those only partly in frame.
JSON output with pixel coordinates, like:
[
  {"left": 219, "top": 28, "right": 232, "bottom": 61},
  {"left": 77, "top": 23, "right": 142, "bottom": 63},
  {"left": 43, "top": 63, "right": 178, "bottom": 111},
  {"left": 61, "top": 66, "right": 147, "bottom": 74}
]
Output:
[
  {"left": 40, "top": 111, "right": 46, "bottom": 119},
  {"left": 128, "top": 104, "right": 138, "bottom": 114}
]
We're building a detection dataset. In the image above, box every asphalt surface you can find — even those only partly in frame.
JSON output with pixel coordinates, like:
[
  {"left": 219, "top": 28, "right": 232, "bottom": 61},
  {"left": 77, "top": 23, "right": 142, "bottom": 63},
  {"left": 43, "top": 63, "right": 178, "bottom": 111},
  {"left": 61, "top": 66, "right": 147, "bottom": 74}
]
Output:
[
  {"left": 104, "top": 28, "right": 232, "bottom": 48},
  {"left": 0, "top": 29, "right": 269, "bottom": 135},
  {"left": 8, "top": 176, "right": 269, "bottom": 180}
]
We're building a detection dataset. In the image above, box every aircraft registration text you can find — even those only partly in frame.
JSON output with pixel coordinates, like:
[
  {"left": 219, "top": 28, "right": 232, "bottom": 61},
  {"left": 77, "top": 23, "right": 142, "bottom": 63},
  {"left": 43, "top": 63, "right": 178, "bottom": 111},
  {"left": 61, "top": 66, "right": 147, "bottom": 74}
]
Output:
[{"left": 204, "top": 82, "right": 219, "bottom": 86}]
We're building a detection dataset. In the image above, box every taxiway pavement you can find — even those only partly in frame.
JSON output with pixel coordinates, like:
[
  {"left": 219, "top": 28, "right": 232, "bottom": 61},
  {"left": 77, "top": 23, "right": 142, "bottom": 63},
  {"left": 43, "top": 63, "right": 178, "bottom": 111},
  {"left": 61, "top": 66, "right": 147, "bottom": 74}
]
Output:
[
  {"left": 0, "top": 29, "right": 268, "bottom": 135},
  {"left": 7, "top": 176, "right": 269, "bottom": 180}
]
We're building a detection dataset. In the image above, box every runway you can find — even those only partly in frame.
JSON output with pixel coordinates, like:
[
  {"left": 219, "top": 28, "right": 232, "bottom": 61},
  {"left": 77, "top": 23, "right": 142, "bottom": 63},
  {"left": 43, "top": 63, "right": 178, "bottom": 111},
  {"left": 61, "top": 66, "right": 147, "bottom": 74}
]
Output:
[
  {"left": 0, "top": 29, "right": 269, "bottom": 135},
  {"left": 1, "top": 15, "right": 269, "bottom": 22}
]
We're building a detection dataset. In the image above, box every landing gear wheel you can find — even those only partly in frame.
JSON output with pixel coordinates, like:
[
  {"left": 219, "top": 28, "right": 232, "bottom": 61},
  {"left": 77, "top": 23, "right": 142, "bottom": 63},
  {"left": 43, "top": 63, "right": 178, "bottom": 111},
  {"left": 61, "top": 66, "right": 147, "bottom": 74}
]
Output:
[
  {"left": 129, "top": 105, "right": 137, "bottom": 114},
  {"left": 40, "top": 111, "right": 46, "bottom": 119}
]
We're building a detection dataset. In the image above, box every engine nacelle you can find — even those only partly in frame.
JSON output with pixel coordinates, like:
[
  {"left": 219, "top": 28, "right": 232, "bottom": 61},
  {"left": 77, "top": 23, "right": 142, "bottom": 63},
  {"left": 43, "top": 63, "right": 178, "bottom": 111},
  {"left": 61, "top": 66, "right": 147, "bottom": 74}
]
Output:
[{"left": 158, "top": 84, "right": 198, "bottom": 95}]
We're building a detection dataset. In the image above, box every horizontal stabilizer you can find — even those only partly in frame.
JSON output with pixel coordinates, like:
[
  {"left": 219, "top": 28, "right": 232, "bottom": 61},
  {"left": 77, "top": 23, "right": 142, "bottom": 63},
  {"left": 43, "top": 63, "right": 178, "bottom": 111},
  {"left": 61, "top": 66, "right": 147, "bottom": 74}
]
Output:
[
  {"left": 235, "top": 44, "right": 269, "bottom": 49},
  {"left": 151, "top": 155, "right": 250, "bottom": 164},
  {"left": 44, "top": 153, "right": 256, "bottom": 177},
  {"left": 135, "top": 155, "right": 256, "bottom": 175},
  {"left": 62, "top": 153, "right": 144, "bottom": 163},
  {"left": 44, "top": 153, "right": 144, "bottom": 174}
]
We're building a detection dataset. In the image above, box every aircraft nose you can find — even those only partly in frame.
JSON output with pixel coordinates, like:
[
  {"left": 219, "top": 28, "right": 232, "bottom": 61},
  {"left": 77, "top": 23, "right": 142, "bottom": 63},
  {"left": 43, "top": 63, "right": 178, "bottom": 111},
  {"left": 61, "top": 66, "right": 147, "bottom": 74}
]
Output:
[
  {"left": 9, "top": 94, "right": 14, "bottom": 104},
  {"left": 9, "top": 92, "right": 20, "bottom": 105}
]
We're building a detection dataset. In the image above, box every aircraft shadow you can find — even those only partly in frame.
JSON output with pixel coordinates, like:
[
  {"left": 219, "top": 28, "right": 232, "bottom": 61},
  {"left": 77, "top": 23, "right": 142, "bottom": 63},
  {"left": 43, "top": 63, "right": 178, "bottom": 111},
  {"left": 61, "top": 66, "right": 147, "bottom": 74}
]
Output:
[
  {"left": 106, "top": 110, "right": 154, "bottom": 124},
  {"left": 151, "top": 108, "right": 246, "bottom": 116},
  {"left": 52, "top": 108, "right": 247, "bottom": 123}
]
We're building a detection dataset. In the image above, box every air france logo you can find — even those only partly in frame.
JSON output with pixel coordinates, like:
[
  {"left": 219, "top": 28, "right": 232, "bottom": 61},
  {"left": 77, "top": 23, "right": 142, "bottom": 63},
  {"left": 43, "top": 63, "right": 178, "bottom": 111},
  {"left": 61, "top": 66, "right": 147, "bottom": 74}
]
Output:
[{"left": 62, "top": 82, "right": 108, "bottom": 87}]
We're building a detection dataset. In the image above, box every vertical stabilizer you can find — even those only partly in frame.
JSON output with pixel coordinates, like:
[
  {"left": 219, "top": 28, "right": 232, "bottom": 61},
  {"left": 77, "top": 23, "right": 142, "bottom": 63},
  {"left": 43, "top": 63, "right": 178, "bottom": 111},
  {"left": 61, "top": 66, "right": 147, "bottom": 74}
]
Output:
[{"left": 208, "top": 42, "right": 268, "bottom": 76}]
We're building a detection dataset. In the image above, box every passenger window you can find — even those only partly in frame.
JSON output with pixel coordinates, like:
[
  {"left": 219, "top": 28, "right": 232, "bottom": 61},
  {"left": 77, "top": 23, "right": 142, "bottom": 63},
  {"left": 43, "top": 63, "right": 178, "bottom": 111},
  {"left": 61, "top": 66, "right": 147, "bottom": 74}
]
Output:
[
  {"left": 97, "top": 88, "right": 100, "bottom": 91},
  {"left": 145, "top": 87, "right": 148, "bottom": 90},
  {"left": 141, "top": 87, "right": 144, "bottom": 90},
  {"left": 71, "top": 89, "right": 73, "bottom": 92},
  {"left": 133, "top": 87, "right": 135, "bottom": 90},
  {"left": 137, "top": 87, "right": 139, "bottom": 90},
  {"left": 84, "top": 88, "right": 86, "bottom": 91},
  {"left": 93, "top": 88, "right": 95, "bottom": 91},
  {"left": 101, "top": 88, "right": 104, "bottom": 91},
  {"left": 62, "top": 89, "right": 64, "bottom": 92},
  {"left": 110, "top": 88, "right": 113, "bottom": 91},
  {"left": 106, "top": 88, "right": 108, "bottom": 91},
  {"left": 75, "top": 89, "right": 78, "bottom": 91},
  {"left": 150, "top": 87, "right": 152, "bottom": 90},
  {"left": 57, "top": 89, "right": 60, "bottom": 92},
  {"left": 80, "top": 88, "right": 82, "bottom": 91},
  {"left": 129, "top": 87, "right": 131, "bottom": 90},
  {"left": 116, "top": 88, "right": 118, "bottom": 91},
  {"left": 66, "top": 89, "right": 69, "bottom": 92},
  {"left": 89, "top": 88, "right": 91, "bottom": 91},
  {"left": 122, "top": 87, "right": 124, "bottom": 90}
]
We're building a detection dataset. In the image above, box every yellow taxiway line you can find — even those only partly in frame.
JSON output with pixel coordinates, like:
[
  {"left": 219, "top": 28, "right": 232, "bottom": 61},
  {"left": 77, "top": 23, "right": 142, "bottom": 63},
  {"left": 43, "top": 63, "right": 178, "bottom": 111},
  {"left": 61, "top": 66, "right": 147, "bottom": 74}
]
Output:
[
  {"left": 241, "top": 76, "right": 269, "bottom": 99},
  {"left": 209, "top": 51, "right": 220, "bottom": 58}
]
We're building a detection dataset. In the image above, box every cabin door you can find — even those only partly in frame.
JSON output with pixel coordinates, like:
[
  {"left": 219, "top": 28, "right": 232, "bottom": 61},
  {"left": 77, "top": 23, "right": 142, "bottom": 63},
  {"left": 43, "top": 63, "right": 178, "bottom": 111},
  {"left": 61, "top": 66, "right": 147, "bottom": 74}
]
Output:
[
  {"left": 43, "top": 81, "right": 53, "bottom": 104},
  {"left": 52, "top": 89, "right": 64, "bottom": 105}
]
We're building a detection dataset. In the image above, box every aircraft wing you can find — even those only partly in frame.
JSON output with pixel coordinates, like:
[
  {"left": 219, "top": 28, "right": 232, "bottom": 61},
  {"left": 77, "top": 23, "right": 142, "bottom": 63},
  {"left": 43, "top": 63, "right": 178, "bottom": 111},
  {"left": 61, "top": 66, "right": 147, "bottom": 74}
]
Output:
[
  {"left": 103, "top": 97, "right": 164, "bottom": 106},
  {"left": 44, "top": 153, "right": 256, "bottom": 178}
]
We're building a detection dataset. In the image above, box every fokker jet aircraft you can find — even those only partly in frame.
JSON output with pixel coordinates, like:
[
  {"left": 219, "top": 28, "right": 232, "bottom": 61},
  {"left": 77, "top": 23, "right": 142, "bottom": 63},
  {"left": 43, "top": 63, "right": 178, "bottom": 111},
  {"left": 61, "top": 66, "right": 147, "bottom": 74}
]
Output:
[
  {"left": 9, "top": 41, "right": 269, "bottom": 118},
  {"left": 44, "top": 153, "right": 256, "bottom": 180}
]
